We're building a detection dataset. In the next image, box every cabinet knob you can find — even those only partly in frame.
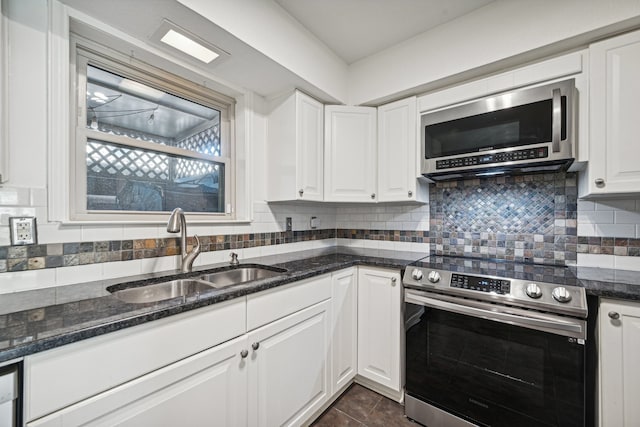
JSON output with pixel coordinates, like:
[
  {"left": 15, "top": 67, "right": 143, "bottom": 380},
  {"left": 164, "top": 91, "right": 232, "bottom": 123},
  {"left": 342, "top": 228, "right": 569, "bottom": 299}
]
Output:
[
  {"left": 371, "top": 193, "right": 376, "bottom": 199},
  {"left": 408, "top": 190, "right": 413, "bottom": 197},
  {"left": 252, "top": 342, "right": 260, "bottom": 350},
  {"left": 240, "top": 349, "right": 248, "bottom": 358},
  {"left": 391, "top": 277, "right": 397, "bottom": 286},
  {"left": 299, "top": 189, "right": 304, "bottom": 196},
  {"left": 595, "top": 178, "right": 605, "bottom": 187},
  {"left": 608, "top": 311, "right": 620, "bottom": 320}
]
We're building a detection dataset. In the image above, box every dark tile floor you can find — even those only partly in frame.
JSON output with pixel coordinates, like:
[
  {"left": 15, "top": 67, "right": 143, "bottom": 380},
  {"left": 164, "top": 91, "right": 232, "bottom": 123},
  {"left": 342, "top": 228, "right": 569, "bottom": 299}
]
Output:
[{"left": 311, "top": 384, "right": 417, "bottom": 426}]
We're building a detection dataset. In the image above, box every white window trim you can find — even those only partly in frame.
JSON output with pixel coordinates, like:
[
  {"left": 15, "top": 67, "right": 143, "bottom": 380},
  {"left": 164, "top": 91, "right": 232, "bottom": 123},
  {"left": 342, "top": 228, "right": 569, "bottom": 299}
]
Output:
[
  {"left": 47, "top": 2, "right": 253, "bottom": 224},
  {"left": 72, "top": 41, "right": 234, "bottom": 222}
]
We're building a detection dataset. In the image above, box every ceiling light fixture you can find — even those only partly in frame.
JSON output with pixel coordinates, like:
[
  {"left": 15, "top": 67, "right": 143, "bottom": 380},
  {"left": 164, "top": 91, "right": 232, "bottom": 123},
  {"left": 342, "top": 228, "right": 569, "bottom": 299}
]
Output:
[
  {"left": 160, "top": 29, "right": 219, "bottom": 64},
  {"left": 151, "top": 20, "right": 229, "bottom": 67}
]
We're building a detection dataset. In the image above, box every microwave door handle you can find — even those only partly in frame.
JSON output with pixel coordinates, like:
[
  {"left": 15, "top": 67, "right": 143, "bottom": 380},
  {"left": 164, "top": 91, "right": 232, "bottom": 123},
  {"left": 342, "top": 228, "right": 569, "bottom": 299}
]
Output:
[{"left": 552, "top": 87, "right": 562, "bottom": 153}]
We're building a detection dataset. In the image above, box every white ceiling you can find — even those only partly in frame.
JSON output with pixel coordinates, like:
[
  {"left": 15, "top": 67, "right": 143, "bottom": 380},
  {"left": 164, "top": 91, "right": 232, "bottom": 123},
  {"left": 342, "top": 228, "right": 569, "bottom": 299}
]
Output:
[
  {"left": 274, "top": 0, "right": 496, "bottom": 64},
  {"left": 60, "top": 0, "right": 498, "bottom": 102}
]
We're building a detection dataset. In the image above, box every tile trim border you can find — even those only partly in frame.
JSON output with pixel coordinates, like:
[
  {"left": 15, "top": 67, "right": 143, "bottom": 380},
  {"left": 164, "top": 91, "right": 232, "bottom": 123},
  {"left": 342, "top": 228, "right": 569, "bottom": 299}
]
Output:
[
  {"left": 2, "top": 227, "right": 640, "bottom": 274},
  {"left": 0, "top": 229, "right": 335, "bottom": 273}
]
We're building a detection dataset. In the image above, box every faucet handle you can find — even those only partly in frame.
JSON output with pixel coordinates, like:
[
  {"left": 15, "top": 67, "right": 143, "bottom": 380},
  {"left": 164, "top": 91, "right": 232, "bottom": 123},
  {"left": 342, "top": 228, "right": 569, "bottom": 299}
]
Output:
[
  {"left": 191, "top": 235, "right": 201, "bottom": 255},
  {"left": 230, "top": 252, "right": 239, "bottom": 266}
]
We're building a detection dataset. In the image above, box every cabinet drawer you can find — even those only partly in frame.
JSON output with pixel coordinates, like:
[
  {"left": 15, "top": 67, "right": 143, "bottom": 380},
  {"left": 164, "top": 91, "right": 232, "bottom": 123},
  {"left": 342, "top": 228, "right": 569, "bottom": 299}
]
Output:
[
  {"left": 25, "top": 298, "right": 246, "bottom": 421},
  {"left": 247, "top": 273, "right": 331, "bottom": 330}
]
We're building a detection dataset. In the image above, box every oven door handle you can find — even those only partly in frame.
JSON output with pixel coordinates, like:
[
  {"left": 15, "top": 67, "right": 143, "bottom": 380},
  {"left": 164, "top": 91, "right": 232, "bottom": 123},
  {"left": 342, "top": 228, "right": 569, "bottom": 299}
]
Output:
[{"left": 405, "top": 291, "right": 585, "bottom": 339}]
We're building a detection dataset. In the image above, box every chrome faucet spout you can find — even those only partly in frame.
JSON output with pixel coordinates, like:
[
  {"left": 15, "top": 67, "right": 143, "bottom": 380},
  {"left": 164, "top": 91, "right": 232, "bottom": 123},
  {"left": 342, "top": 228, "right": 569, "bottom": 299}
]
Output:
[{"left": 166, "top": 207, "right": 201, "bottom": 273}]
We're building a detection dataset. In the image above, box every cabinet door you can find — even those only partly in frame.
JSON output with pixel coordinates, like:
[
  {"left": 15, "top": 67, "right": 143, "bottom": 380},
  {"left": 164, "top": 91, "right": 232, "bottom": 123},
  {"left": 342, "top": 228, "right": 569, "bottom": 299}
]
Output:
[
  {"left": 588, "top": 30, "right": 640, "bottom": 195},
  {"left": 248, "top": 300, "right": 331, "bottom": 427},
  {"left": 324, "top": 106, "right": 377, "bottom": 202},
  {"left": 296, "top": 92, "right": 324, "bottom": 201},
  {"left": 599, "top": 299, "right": 640, "bottom": 427},
  {"left": 267, "top": 90, "right": 323, "bottom": 202},
  {"left": 27, "top": 336, "right": 248, "bottom": 427},
  {"left": 330, "top": 268, "right": 357, "bottom": 394},
  {"left": 378, "top": 97, "right": 419, "bottom": 202},
  {"left": 357, "top": 267, "right": 402, "bottom": 392}
]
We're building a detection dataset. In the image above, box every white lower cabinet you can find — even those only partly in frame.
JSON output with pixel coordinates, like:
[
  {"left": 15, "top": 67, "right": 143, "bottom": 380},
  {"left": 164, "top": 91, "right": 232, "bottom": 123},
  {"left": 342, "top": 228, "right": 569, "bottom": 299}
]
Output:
[
  {"left": 330, "top": 268, "right": 358, "bottom": 394},
  {"left": 598, "top": 298, "right": 640, "bottom": 427},
  {"left": 27, "top": 336, "right": 248, "bottom": 427},
  {"left": 247, "top": 300, "right": 331, "bottom": 427},
  {"left": 24, "top": 267, "right": 403, "bottom": 426},
  {"left": 357, "top": 267, "right": 402, "bottom": 395}
]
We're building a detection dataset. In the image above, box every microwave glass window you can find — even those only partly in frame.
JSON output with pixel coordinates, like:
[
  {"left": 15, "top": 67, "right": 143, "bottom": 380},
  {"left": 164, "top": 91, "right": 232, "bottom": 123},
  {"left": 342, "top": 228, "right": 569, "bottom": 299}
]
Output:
[{"left": 425, "top": 99, "right": 559, "bottom": 159}]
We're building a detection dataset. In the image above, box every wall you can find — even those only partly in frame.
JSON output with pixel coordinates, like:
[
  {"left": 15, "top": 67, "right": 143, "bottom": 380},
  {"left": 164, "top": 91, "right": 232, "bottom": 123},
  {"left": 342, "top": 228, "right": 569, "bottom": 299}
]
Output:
[
  {"left": 0, "top": 0, "right": 338, "bottom": 294},
  {"left": 3, "top": 1, "right": 640, "bottom": 296},
  {"left": 175, "top": 0, "right": 349, "bottom": 104},
  {"left": 577, "top": 198, "right": 640, "bottom": 270},
  {"left": 336, "top": 174, "right": 640, "bottom": 271},
  {"left": 348, "top": 0, "right": 640, "bottom": 105}
]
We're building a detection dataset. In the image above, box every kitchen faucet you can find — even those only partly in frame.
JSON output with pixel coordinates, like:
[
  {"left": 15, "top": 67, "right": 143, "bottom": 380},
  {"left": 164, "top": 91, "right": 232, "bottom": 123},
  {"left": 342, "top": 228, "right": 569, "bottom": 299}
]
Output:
[{"left": 167, "top": 207, "right": 201, "bottom": 273}]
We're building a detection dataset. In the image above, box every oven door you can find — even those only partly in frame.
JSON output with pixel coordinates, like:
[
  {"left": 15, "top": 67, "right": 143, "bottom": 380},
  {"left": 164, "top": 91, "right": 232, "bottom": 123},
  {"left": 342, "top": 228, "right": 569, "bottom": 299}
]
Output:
[{"left": 404, "top": 289, "right": 585, "bottom": 427}]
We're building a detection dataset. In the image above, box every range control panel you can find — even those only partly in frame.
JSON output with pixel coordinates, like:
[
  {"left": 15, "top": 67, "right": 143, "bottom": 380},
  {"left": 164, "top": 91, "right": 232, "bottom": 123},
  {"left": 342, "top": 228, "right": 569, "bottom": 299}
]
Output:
[
  {"left": 436, "top": 147, "right": 549, "bottom": 170},
  {"left": 450, "top": 273, "right": 511, "bottom": 294}
]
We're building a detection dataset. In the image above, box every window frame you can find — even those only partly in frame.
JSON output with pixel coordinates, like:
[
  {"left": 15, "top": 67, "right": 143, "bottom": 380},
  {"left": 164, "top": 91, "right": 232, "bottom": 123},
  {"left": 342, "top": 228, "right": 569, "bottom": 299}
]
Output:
[{"left": 70, "top": 36, "right": 236, "bottom": 222}]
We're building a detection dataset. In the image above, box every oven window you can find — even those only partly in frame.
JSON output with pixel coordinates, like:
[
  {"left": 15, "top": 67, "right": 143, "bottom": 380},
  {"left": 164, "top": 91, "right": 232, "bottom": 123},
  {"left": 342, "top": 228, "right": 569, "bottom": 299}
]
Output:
[
  {"left": 424, "top": 98, "right": 566, "bottom": 159},
  {"left": 405, "top": 304, "right": 584, "bottom": 427}
]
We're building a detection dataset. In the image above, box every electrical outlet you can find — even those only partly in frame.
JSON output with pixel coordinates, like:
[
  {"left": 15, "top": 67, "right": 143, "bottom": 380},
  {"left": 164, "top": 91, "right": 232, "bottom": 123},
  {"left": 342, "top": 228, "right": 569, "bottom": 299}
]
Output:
[
  {"left": 286, "top": 217, "right": 292, "bottom": 232},
  {"left": 310, "top": 216, "right": 319, "bottom": 229},
  {"left": 9, "top": 217, "right": 37, "bottom": 245}
]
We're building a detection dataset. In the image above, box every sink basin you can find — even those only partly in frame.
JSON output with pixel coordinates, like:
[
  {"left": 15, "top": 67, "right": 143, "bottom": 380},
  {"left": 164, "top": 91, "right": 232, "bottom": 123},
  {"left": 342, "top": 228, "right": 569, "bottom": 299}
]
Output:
[
  {"left": 110, "top": 279, "right": 216, "bottom": 304},
  {"left": 200, "top": 267, "right": 284, "bottom": 288}
]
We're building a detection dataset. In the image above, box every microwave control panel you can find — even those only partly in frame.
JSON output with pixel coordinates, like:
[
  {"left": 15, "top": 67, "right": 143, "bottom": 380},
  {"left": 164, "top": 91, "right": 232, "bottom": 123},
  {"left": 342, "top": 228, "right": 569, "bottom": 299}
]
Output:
[{"left": 436, "top": 147, "right": 548, "bottom": 170}]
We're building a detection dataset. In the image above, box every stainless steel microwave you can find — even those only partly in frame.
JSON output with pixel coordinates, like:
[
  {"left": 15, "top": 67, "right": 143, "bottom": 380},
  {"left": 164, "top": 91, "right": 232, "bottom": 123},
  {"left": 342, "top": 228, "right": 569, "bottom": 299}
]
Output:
[{"left": 420, "top": 79, "right": 575, "bottom": 181}]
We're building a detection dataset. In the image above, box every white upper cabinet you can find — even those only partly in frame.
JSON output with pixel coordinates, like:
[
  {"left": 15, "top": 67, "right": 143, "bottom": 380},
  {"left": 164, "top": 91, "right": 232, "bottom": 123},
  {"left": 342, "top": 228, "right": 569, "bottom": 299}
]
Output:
[
  {"left": 377, "top": 96, "right": 428, "bottom": 203},
  {"left": 267, "top": 90, "right": 324, "bottom": 201},
  {"left": 581, "top": 29, "right": 640, "bottom": 197},
  {"left": 324, "top": 105, "right": 377, "bottom": 202}
]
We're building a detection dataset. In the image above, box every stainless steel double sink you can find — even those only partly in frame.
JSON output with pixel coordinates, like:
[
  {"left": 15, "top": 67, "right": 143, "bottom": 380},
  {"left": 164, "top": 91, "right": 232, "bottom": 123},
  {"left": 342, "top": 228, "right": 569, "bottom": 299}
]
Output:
[{"left": 108, "top": 266, "right": 286, "bottom": 304}]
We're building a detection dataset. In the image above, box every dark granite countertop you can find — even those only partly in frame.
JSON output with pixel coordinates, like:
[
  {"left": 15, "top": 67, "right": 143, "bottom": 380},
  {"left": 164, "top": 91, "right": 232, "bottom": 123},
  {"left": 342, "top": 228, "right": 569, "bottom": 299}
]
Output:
[
  {"left": 571, "top": 266, "right": 640, "bottom": 301},
  {"left": 0, "top": 247, "right": 426, "bottom": 364},
  {"left": 2, "top": 248, "right": 639, "bottom": 364}
]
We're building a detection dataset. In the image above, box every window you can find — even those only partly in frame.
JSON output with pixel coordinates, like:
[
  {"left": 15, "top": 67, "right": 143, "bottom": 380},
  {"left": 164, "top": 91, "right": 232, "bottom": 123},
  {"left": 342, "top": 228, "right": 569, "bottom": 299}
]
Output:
[{"left": 71, "top": 41, "right": 235, "bottom": 221}]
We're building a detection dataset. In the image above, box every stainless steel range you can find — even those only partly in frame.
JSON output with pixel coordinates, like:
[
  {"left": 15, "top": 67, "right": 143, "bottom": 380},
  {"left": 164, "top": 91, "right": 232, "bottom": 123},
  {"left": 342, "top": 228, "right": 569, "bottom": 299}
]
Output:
[{"left": 403, "top": 257, "right": 589, "bottom": 427}]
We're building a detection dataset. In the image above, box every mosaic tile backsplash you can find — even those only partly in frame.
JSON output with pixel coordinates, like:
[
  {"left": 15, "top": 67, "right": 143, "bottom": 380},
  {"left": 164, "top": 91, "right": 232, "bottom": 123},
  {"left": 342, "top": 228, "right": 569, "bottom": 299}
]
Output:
[
  {"left": 4, "top": 170, "right": 640, "bottom": 275},
  {"left": 0, "top": 229, "right": 335, "bottom": 273},
  {"left": 430, "top": 172, "right": 578, "bottom": 265}
]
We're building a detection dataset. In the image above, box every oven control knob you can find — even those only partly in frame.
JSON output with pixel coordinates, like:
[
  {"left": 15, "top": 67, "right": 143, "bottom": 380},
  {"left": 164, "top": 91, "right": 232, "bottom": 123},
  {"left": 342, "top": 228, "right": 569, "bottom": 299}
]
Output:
[
  {"left": 411, "top": 269, "right": 424, "bottom": 281},
  {"left": 427, "top": 271, "right": 441, "bottom": 283},
  {"left": 552, "top": 287, "right": 572, "bottom": 303},
  {"left": 525, "top": 283, "right": 542, "bottom": 299}
]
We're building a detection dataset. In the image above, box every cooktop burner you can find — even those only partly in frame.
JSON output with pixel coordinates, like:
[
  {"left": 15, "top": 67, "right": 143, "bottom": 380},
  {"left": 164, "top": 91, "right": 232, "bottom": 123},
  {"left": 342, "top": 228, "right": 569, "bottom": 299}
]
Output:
[{"left": 403, "top": 256, "right": 586, "bottom": 318}]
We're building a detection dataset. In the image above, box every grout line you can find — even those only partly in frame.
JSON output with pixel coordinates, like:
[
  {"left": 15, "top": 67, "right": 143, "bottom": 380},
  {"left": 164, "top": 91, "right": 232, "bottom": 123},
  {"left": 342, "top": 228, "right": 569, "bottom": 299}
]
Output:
[{"left": 333, "top": 408, "right": 367, "bottom": 426}]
